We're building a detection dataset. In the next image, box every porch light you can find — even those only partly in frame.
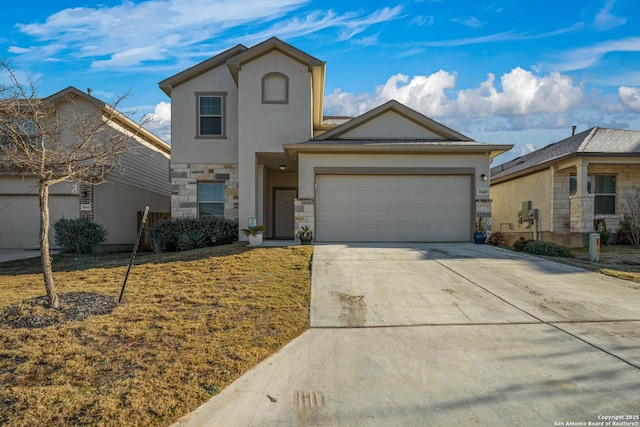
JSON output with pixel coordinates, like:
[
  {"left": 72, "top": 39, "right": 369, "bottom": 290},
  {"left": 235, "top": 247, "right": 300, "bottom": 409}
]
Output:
[
  {"left": 480, "top": 174, "right": 487, "bottom": 181},
  {"left": 279, "top": 165, "right": 287, "bottom": 170}
]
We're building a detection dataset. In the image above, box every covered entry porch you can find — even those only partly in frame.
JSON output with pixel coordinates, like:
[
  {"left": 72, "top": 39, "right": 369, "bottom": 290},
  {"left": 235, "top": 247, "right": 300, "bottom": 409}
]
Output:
[{"left": 256, "top": 152, "right": 298, "bottom": 240}]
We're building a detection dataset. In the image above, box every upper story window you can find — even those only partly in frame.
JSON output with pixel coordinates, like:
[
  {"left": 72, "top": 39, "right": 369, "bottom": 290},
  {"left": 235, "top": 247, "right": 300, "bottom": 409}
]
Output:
[
  {"left": 196, "top": 92, "right": 226, "bottom": 138},
  {"left": 262, "top": 73, "right": 288, "bottom": 104}
]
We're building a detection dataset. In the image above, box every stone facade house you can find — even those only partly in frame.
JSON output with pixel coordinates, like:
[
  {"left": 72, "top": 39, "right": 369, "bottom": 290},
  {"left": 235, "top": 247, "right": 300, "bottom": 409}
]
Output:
[
  {"left": 0, "top": 87, "right": 171, "bottom": 249},
  {"left": 490, "top": 127, "right": 640, "bottom": 246},
  {"left": 160, "top": 37, "right": 511, "bottom": 242}
]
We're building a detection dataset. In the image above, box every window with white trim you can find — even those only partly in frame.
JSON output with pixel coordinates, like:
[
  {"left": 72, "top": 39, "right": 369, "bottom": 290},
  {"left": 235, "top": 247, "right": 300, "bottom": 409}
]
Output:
[
  {"left": 198, "top": 182, "right": 225, "bottom": 218},
  {"left": 197, "top": 93, "right": 225, "bottom": 137}
]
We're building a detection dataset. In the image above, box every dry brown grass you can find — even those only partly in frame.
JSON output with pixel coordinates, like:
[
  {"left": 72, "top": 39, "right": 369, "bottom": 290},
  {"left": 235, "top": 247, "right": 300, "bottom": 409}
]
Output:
[
  {"left": 549, "top": 245, "right": 640, "bottom": 283},
  {"left": 0, "top": 243, "right": 313, "bottom": 426}
]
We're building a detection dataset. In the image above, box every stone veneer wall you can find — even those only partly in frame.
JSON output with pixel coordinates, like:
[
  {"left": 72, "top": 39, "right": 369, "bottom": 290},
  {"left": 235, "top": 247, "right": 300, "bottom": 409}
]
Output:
[
  {"left": 551, "top": 169, "right": 571, "bottom": 232},
  {"left": 294, "top": 198, "right": 315, "bottom": 236},
  {"left": 171, "top": 163, "right": 239, "bottom": 219}
]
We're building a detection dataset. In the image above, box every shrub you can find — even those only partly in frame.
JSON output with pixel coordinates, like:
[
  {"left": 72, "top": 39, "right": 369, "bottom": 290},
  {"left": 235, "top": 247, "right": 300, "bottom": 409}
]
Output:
[
  {"left": 512, "top": 237, "right": 532, "bottom": 252},
  {"left": 617, "top": 214, "right": 638, "bottom": 246},
  {"left": 594, "top": 218, "right": 611, "bottom": 245},
  {"left": 487, "top": 231, "right": 505, "bottom": 246},
  {"left": 178, "top": 229, "right": 210, "bottom": 251},
  {"left": 522, "top": 241, "right": 573, "bottom": 258},
  {"left": 54, "top": 217, "right": 108, "bottom": 254},
  {"left": 150, "top": 217, "right": 238, "bottom": 252}
]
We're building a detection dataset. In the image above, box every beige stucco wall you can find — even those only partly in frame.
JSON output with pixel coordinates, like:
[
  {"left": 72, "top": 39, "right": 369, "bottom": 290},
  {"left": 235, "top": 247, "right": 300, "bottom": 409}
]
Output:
[
  {"left": 94, "top": 181, "right": 170, "bottom": 245},
  {"left": 297, "top": 152, "right": 490, "bottom": 198},
  {"left": 490, "top": 170, "right": 551, "bottom": 235},
  {"left": 340, "top": 112, "right": 443, "bottom": 139},
  {"left": 237, "top": 50, "right": 314, "bottom": 233},
  {"left": 170, "top": 66, "right": 239, "bottom": 164}
]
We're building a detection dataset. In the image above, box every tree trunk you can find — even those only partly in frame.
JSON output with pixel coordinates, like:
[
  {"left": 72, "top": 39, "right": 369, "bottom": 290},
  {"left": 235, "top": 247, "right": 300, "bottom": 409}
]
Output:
[{"left": 39, "top": 182, "right": 59, "bottom": 309}]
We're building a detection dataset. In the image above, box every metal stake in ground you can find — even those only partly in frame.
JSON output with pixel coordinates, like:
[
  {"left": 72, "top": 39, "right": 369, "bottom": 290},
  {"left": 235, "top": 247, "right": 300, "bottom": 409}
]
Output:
[{"left": 119, "top": 206, "right": 149, "bottom": 304}]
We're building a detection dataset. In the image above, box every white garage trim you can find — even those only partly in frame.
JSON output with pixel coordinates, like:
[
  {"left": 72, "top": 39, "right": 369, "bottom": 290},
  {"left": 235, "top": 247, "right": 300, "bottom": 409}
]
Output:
[
  {"left": 0, "top": 194, "right": 79, "bottom": 249},
  {"left": 314, "top": 168, "right": 474, "bottom": 242}
]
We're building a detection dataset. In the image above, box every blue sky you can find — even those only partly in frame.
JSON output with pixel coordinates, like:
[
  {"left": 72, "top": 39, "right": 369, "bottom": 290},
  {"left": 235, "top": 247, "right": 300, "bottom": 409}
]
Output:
[{"left": 2, "top": 0, "right": 639, "bottom": 164}]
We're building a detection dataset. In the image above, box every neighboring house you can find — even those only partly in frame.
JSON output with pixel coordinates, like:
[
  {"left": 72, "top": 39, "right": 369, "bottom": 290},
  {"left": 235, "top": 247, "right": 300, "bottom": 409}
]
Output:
[
  {"left": 0, "top": 87, "right": 171, "bottom": 250},
  {"left": 490, "top": 127, "right": 640, "bottom": 247},
  {"left": 159, "top": 37, "right": 511, "bottom": 242}
]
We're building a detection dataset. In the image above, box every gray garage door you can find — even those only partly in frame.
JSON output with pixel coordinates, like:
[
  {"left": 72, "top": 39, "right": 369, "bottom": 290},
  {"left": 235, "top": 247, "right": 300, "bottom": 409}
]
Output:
[
  {"left": 0, "top": 195, "right": 79, "bottom": 249},
  {"left": 315, "top": 174, "right": 472, "bottom": 242}
]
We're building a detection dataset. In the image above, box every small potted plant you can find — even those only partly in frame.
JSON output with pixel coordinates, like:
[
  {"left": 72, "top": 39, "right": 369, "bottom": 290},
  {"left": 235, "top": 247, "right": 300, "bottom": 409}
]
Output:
[
  {"left": 241, "top": 224, "right": 265, "bottom": 246},
  {"left": 473, "top": 217, "right": 486, "bottom": 244},
  {"left": 296, "top": 225, "right": 313, "bottom": 245}
]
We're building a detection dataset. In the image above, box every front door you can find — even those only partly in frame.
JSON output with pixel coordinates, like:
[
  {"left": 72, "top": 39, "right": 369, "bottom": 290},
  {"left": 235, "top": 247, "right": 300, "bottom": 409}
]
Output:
[{"left": 273, "top": 188, "right": 297, "bottom": 239}]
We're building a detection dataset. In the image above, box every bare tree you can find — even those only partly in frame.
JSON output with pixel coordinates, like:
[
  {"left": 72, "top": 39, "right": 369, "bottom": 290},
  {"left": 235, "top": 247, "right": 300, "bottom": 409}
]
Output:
[
  {"left": 0, "top": 61, "right": 141, "bottom": 309},
  {"left": 620, "top": 185, "right": 640, "bottom": 247}
]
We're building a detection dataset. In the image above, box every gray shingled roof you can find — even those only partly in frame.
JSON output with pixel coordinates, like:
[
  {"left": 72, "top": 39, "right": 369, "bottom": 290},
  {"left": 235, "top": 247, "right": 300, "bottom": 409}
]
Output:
[{"left": 491, "top": 127, "right": 640, "bottom": 180}]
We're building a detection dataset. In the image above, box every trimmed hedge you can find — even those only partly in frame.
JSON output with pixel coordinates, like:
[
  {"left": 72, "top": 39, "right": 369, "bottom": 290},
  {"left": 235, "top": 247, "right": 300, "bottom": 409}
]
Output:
[
  {"left": 522, "top": 240, "right": 573, "bottom": 258},
  {"left": 149, "top": 217, "right": 238, "bottom": 252},
  {"left": 54, "top": 217, "right": 108, "bottom": 254}
]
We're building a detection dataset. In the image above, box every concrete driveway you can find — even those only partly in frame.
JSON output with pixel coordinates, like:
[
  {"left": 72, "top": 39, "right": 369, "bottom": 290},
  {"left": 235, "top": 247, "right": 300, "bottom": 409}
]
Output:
[{"left": 175, "top": 243, "right": 640, "bottom": 426}]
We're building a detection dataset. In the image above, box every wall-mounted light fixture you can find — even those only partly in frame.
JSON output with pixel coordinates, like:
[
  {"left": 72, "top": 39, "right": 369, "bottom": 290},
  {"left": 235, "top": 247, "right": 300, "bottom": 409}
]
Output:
[
  {"left": 480, "top": 174, "right": 487, "bottom": 181},
  {"left": 279, "top": 165, "right": 287, "bottom": 170}
]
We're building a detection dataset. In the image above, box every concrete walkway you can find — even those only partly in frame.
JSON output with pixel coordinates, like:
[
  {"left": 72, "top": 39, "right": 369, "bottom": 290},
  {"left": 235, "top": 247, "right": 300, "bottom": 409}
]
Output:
[{"left": 174, "top": 243, "right": 640, "bottom": 426}]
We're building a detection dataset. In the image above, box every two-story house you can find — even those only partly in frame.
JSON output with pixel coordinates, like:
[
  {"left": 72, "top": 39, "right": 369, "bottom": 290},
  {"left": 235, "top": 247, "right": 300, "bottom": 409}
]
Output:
[
  {"left": 0, "top": 87, "right": 171, "bottom": 250},
  {"left": 160, "top": 37, "right": 511, "bottom": 242}
]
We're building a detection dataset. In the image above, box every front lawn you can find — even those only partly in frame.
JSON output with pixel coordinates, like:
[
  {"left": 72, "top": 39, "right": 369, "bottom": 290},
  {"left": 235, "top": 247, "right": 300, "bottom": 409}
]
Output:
[
  {"left": 545, "top": 244, "right": 640, "bottom": 284},
  {"left": 0, "top": 243, "right": 313, "bottom": 426}
]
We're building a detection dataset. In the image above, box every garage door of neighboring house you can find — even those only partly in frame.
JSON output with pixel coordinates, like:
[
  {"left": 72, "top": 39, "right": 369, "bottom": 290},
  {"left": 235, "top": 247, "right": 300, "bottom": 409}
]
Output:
[
  {"left": 315, "top": 174, "right": 472, "bottom": 242},
  {"left": 0, "top": 195, "right": 79, "bottom": 249}
]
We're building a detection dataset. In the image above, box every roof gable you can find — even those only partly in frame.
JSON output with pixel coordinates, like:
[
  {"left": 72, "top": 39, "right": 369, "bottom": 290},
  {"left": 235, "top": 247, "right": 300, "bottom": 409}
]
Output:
[
  {"left": 46, "top": 86, "right": 170, "bottom": 155},
  {"left": 316, "top": 100, "right": 471, "bottom": 141},
  {"left": 225, "top": 37, "right": 324, "bottom": 84},
  {"left": 491, "top": 127, "right": 640, "bottom": 180},
  {"left": 158, "top": 44, "right": 247, "bottom": 96}
]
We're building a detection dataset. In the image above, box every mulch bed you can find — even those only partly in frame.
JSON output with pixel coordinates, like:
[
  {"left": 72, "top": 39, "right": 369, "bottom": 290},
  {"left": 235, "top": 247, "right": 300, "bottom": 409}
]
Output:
[{"left": 0, "top": 292, "right": 117, "bottom": 329}]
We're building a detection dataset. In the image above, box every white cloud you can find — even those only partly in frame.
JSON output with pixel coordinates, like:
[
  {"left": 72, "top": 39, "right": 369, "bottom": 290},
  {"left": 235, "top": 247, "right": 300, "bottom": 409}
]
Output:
[
  {"left": 325, "top": 67, "right": 584, "bottom": 132},
  {"left": 553, "top": 37, "right": 640, "bottom": 71},
  {"left": 452, "top": 16, "right": 484, "bottom": 29},
  {"left": 594, "top": 0, "right": 627, "bottom": 31},
  {"left": 618, "top": 86, "right": 640, "bottom": 110},
  {"left": 409, "top": 15, "right": 434, "bottom": 26},
  {"left": 143, "top": 101, "right": 172, "bottom": 143},
  {"left": 8, "top": 46, "right": 32, "bottom": 54},
  {"left": 14, "top": 2, "right": 402, "bottom": 69},
  {"left": 457, "top": 68, "right": 583, "bottom": 116}
]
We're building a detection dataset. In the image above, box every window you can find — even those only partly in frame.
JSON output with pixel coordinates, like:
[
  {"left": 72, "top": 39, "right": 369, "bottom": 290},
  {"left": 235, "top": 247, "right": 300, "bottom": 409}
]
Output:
[
  {"left": 198, "top": 182, "right": 225, "bottom": 218},
  {"left": 594, "top": 175, "right": 616, "bottom": 215},
  {"left": 262, "top": 73, "right": 288, "bottom": 104},
  {"left": 569, "top": 173, "right": 616, "bottom": 215},
  {"left": 197, "top": 93, "right": 225, "bottom": 137},
  {"left": 569, "top": 174, "right": 591, "bottom": 195}
]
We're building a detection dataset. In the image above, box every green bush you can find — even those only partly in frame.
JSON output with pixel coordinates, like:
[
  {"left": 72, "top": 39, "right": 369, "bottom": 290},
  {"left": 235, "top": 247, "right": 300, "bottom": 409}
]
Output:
[
  {"left": 522, "top": 241, "right": 573, "bottom": 258},
  {"left": 54, "top": 217, "right": 108, "bottom": 254},
  {"left": 178, "top": 229, "right": 210, "bottom": 251},
  {"left": 512, "top": 237, "right": 532, "bottom": 252},
  {"left": 150, "top": 217, "right": 238, "bottom": 252}
]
